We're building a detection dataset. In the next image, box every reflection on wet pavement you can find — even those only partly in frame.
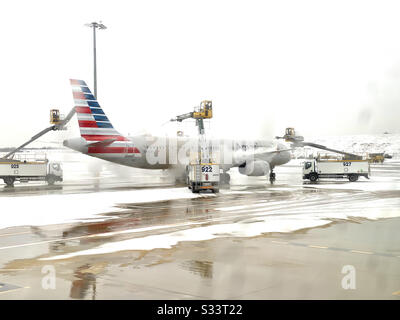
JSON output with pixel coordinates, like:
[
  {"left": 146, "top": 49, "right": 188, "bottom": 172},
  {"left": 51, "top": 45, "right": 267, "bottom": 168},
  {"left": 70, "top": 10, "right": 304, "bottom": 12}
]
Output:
[{"left": 0, "top": 159, "right": 399, "bottom": 299}]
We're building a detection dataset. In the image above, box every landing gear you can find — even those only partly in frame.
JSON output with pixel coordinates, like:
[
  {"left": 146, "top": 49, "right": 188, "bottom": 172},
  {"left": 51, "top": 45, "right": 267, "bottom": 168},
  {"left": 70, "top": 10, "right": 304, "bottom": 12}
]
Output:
[
  {"left": 269, "top": 170, "right": 276, "bottom": 184},
  {"left": 220, "top": 172, "right": 231, "bottom": 185}
]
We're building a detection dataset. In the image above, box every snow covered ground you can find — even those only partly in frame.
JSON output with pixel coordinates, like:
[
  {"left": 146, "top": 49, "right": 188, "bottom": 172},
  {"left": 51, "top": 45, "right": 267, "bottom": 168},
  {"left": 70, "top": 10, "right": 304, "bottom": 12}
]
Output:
[
  {"left": 0, "top": 187, "right": 213, "bottom": 230},
  {"left": 41, "top": 191, "right": 400, "bottom": 260}
]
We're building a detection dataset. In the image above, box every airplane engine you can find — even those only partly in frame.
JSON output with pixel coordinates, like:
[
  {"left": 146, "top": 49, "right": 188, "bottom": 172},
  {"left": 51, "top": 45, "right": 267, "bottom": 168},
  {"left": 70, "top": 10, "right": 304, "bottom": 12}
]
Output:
[{"left": 238, "top": 160, "right": 270, "bottom": 176}]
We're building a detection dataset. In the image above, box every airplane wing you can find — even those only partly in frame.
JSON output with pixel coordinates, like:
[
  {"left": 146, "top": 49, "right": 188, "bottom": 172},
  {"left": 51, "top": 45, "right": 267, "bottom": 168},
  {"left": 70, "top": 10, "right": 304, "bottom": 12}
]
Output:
[
  {"left": 255, "top": 148, "right": 293, "bottom": 155},
  {"left": 231, "top": 147, "right": 294, "bottom": 166}
]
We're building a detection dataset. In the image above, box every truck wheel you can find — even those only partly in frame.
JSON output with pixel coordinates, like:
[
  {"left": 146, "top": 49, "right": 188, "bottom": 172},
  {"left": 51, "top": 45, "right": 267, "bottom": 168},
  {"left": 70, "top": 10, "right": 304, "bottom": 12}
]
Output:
[
  {"left": 348, "top": 175, "right": 358, "bottom": 182},
  {"left": 309, "top": 173, "right": 318, "bottom": 182},
  {"left": 220, "top": 173, "right": 230, "bottom": 185},
  {"left": 4, "top": 177, "right": 15, "bottom": 187},
  {"left": 47, "top": 176, "right": 56, "bottom": 185}
]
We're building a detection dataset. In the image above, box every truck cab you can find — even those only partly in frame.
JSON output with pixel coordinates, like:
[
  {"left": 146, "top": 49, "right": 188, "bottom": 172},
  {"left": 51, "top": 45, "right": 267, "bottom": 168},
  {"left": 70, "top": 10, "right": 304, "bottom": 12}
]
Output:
[
  {"left": 303, "top": 161, "right": 315, "bottom": 177},
  {"left": 47, "top": 162, "right": 63, "bottom": 185},
  {"left": 303, "top": 160, "right": 320, "bottom": 182}
]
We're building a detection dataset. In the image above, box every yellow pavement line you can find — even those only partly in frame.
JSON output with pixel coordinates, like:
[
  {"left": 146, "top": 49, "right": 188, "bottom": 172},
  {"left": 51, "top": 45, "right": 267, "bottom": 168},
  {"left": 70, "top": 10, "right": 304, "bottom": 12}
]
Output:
[
  {"left": 350, "top": 250, "right": 373, "bottom": 255},
  {"left": 392, "top": 291, "right": 400, "bottom": 296},
  {"left": 0, "top": 269, "right": 26, "bottom": 272}
]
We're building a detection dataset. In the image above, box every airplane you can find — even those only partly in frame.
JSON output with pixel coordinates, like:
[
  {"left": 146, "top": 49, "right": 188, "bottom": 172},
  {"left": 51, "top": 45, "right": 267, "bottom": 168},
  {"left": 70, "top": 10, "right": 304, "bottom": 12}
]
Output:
[{"left": 63, "top": 79, "right": 292, "bottom": 184}]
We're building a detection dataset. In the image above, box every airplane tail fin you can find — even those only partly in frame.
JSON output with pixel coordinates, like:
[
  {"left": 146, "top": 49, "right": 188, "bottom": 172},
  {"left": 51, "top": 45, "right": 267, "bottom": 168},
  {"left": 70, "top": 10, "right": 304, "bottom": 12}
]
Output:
[{"left": 70, "top": 79, "right": 128, "bottom": 142}]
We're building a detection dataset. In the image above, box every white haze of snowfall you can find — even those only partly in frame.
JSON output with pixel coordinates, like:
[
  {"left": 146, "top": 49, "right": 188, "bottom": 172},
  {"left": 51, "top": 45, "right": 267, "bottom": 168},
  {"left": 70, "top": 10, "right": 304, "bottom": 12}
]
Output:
[{"left": 292, "top": 133, "right": 400, "bottom": 159}]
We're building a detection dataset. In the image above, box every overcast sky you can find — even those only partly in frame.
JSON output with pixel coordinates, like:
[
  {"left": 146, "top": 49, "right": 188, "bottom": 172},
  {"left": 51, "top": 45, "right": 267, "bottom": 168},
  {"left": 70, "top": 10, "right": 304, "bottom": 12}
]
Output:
[{"left": 1, "top": 0, "right": 400, "bottom": 147}]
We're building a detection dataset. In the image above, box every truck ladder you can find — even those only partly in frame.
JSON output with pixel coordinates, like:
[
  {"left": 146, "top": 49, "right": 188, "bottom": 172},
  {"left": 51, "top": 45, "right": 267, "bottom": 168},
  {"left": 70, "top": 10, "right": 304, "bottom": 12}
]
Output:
[{"left": 1, "top": 107, "right": 76, "bottom": 160}]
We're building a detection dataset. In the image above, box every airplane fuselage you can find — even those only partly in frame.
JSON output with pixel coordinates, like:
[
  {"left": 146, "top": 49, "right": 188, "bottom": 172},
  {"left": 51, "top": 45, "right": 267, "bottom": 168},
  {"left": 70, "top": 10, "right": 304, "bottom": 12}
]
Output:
[
  {"left": 63, "top": 135, "right": 291, "bottom": 173},
  {"left": 66, "top": 79, "right": 291, "bottom": 180}
]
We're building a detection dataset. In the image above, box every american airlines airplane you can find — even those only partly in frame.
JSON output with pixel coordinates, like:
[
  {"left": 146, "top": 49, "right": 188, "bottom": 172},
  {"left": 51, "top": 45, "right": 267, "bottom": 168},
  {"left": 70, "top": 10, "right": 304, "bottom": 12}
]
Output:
[{"left": 63, "top": 79, "right": 292, "bottom": 184}]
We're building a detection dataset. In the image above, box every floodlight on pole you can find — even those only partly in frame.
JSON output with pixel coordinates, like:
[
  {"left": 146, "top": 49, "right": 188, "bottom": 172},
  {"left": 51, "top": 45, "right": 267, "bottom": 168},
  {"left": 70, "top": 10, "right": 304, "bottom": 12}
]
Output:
[{"left": 84, "top": 21, "right": 107, "bottom": 99}]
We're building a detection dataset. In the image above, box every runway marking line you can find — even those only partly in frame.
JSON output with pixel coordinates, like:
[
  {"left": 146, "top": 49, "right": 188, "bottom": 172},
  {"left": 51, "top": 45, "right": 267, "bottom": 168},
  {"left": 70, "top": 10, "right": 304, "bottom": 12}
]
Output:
[
  {"left": 350, "top": 250, "right": 374, "bottom": 255},
  {"left": 0, "top": 282, "right": 29, "bottom": 295},
  {"left": 0, "top": 269, "right": 26, "bottom": 272},
  {"left": 269, "top": 241, "right": 398, "bottom": 259},
  {"left": 0, "top": 231, "right": 31, "bottom": 238},
  {"left": 0, "top": 287, "right": 29, "bottom": 295}
]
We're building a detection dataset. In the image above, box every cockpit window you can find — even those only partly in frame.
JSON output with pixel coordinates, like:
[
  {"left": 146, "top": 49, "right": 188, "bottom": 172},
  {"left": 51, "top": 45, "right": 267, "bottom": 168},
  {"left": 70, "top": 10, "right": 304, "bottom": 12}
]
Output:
[{"left": 304, "top": 162, "right": 312, "bottom": 170}]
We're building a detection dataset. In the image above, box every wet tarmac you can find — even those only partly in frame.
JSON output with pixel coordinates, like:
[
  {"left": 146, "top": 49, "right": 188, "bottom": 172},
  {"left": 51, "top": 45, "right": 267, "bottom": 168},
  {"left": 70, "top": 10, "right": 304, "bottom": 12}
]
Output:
[{"left": 0, "top": 157, "right": 399, "bottom": 299}]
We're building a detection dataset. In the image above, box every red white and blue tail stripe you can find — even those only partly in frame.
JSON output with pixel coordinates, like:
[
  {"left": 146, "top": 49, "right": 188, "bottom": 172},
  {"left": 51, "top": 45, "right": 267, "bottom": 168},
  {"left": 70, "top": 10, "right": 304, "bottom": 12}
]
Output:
[
  {"left": 70, "top": 79, "right": 127, "bottom": 140},
  {"left": 70, "top": 79, "right": 140, "bottom": 155}
]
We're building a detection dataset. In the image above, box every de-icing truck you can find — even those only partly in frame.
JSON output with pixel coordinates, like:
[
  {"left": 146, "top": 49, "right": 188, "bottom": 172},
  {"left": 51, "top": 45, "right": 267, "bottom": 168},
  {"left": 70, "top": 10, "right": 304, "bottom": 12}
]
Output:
[{"left": 303, "top": 159, "right": 370, "bottom": 182}]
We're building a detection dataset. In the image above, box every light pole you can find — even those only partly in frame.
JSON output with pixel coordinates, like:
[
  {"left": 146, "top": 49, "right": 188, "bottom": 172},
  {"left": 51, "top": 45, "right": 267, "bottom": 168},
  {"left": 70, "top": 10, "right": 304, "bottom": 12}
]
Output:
[{"left": 85, "top": 21, "right": 107, "bottom": 99}]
